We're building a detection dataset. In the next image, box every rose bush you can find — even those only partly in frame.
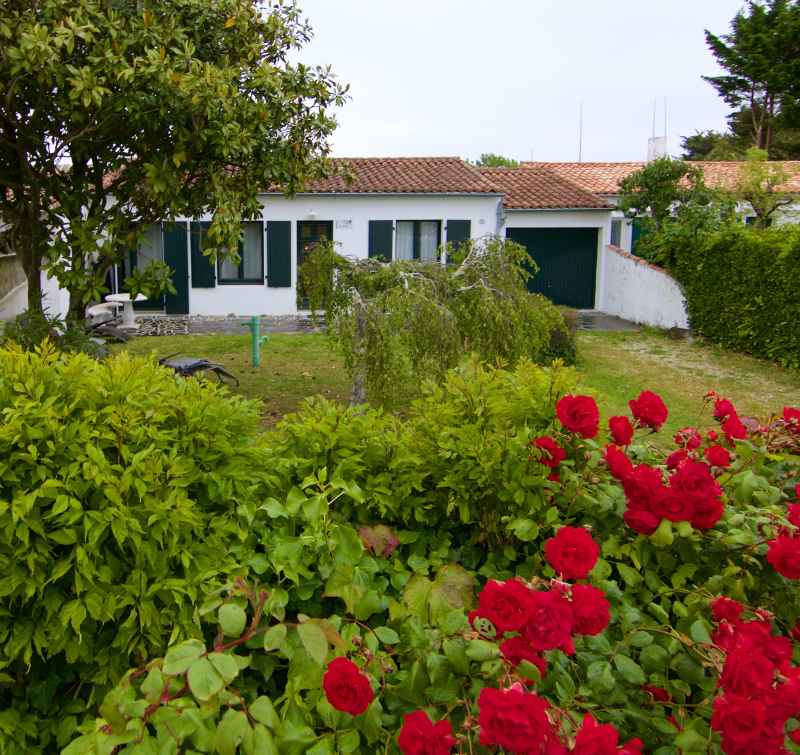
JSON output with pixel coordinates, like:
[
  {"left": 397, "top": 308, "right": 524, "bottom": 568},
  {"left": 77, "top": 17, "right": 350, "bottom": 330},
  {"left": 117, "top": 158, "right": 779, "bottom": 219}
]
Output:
[
  {"left": 3, "top": 347, "right": 798, "bottom": 753},
  {"left": 58, "top": 376, "right": 800, "bottom": 754}
]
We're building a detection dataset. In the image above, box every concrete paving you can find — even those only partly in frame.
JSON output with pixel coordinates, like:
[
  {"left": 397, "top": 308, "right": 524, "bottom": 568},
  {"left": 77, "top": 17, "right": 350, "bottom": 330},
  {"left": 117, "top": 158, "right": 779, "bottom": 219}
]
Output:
[{"left": 576, "top": 310, "right": 640, "bottom": 332}]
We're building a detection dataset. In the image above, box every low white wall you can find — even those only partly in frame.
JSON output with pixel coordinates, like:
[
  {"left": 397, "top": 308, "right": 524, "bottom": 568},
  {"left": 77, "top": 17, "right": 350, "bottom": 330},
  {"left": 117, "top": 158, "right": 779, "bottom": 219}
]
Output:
[
  {"left": 0, "top": 282, "right": 27, "bottom": 321},
  {"left": 0, "top": 275, "right": 70, "bottom": 322},
  {"left": 600, "top": 245, "right": 688, "bottom": 329}
]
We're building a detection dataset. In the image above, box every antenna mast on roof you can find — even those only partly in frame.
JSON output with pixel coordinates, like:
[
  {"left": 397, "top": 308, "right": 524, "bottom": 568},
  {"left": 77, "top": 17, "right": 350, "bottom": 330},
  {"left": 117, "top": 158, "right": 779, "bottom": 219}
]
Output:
[{"left": 578, "top": 102, "right": 583, "bottom": 163}]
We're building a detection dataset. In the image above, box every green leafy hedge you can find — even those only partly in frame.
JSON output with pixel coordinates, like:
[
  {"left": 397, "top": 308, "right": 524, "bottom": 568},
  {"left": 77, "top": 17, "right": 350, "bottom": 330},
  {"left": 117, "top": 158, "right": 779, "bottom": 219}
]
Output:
[
  {"left": 0, "top": 344, "right": 269, "bottom": 751},
  {"left": 673, "top": 224, "right": 800, "bottom": 367}
]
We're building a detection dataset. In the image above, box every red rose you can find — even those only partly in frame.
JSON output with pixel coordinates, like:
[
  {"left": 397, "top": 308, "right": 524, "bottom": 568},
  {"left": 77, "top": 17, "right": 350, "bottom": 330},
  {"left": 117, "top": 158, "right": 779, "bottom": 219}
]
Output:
[
  {"left": 766, "top": 535, "right": 800, "bottom": 579},
  {"left": 623, "top": 506, "right": 662, "bottom": 535},
  {"left": 712, "top": 693, "right": 767, "bottom": 752},
  {"left": 705, "top": 444, "right": 732, "bottom": 468},
  {"left": 653, "top": 488, "right": 694, "bottom": 522},
  {"left": 570, "top": 584, "right": 611, "bottom": 636},
  {"left": 322, "top": 657, "right": 374, "bottom": 716},
  {"left": 609, "top": 415, "right": 634, "bottom": 446},
  {"left": 618, "top": 739, "right": 645, "bottom": 755},
  {"left": 556, "top": 394, "right": 599, "bottom": 438},
  {"left": 622, "top": 464, "right": 664, "bottom": 509},
  {"left": 784, "top": 406, "right": 800, "bottom": 433},
  {"left": 522, "top": 589, "right": 575, "bottom": 654},
  {"left": 670, "top": 460, "right": 721, "bottom": 498},
  {"left": 474, "top": 579, "right": 534, "bottom": 634},
  {"left": 690, "top": 495, "right": 725, "bottom": 530},
  {"left": 787, "top": 504, "right": 800, "bottom": 528},
  {"left": 397, "top": 711, "right": 456, "bottom": 755},
  {"left": 628, "top": 390, "right": 668, "bottom": 431},
  {"left": 710, "top": 596, "right": 744, "bottom": 624},
  {"left": 732, "top": 620, "right": 792, "bottom": 668},
  {"left": 572, "top": 714, "right": 618, "bottom": 755},
  {"left": 603, "top": 444, "right": 633, "bottom": 480},
  {"left": 642, "top": 684, "right": 670, "bottom": 703},
  {"left": 478, "top": 686, "right": 558, "bottom": 753},
  {"left": 674, "top": 427, "right": 702, "bottom": 450},
  {"left": 665, "top": 449, "right": 689, "bottom": 470},
  {"left": 719, "top": 645, "right": 775, "bottom": 697},
  {"left": 499, "top": 636, "right": 548, "bottom": 679},
  {"left": 544, "top": 526, "right": 600, "bottom": 580},
  {"left": 532, "top": 436, "right": 567, "bottom": 469},
  {"left": 713, "top": 398, "right": 737, "bottom": 421},
  {"left": 707, "top": 429, "right": 719, "bottom": 441},
  {"left": 722, "top": 414, "right": 747, "bottom": 442}
]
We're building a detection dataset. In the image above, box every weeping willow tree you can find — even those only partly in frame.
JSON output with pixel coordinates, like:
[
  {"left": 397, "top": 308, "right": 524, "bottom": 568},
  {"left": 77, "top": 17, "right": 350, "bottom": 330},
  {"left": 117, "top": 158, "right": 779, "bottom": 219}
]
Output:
[{"left": 300, "top": 237, "right": 574, "bottom": 407}]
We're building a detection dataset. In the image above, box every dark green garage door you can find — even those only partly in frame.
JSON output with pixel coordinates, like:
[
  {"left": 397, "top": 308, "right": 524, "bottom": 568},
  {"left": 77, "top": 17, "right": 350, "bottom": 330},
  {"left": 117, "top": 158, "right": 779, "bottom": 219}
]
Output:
[{"left": 506, "top": 227, "right": 598, "bottom": 309}]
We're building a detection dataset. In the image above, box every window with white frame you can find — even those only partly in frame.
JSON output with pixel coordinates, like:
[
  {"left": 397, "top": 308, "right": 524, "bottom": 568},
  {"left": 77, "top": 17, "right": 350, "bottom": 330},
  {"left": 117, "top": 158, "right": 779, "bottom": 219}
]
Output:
[{"left": 395, "top": 220, "right": 441, "bottom": 261}]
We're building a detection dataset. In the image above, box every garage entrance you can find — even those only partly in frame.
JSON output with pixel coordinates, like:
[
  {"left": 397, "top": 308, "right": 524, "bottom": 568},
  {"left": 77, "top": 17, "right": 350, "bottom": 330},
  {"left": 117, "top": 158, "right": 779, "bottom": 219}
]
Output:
[{"left": 506, "top": 227, "right": 598, "bottom": 309}]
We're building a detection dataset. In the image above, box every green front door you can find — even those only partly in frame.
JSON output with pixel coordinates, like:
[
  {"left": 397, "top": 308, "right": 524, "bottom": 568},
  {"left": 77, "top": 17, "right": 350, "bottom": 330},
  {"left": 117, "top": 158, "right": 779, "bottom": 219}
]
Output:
[
  {"left": 164, "top": 222, "right": 190, "bottom": 314},
  {"left": 506, "top": 227, "right": 598, "bottom": 309}
]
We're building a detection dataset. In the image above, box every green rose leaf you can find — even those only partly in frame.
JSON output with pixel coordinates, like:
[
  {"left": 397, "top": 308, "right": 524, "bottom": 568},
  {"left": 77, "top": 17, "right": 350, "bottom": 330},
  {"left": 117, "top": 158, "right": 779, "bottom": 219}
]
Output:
[
  {"left": 208, "top": 652, "right": 239, "bottom": 684},
  {"left": 218, "top": 604, "right": 247, "bottom": 637},
  {"left": 214, "top": 709, "right": 250, "bottom": 755},
  {"left": 187, "top": 658, "right": 225, "bottom": 701},
  {"left": 250, "top": 696, "right": 280, "bottom": 730},
  {"left": 264, "top": 623, "right": 288, "bottom": 652},
  {"left": 613, "top": 654, "right": 646, "bottom": 685},
  {"left": 163, "top": 639, "right": 206, "bottom": 675},
  {"left": 297, "top": 622, "right": 329, "bottom": 666},
  {"left": 373, "top": 626, "right": 399, "bottom": 645}
]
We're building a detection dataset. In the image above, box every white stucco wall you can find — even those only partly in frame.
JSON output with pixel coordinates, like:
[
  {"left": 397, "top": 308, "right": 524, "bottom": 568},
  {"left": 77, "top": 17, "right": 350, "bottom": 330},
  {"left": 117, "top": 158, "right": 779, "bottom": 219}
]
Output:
[
  {"left": 0, "top": 272, "right": 70, "bottom": 322},
  {"left": 601, "top": 245, "right": 688, "bottom": 329},
  {"left": 501, "top": 208, "right": 613, "bottom": 310},
  {"left": 183, "top": 193, "right": 502, "bottom": 316}
]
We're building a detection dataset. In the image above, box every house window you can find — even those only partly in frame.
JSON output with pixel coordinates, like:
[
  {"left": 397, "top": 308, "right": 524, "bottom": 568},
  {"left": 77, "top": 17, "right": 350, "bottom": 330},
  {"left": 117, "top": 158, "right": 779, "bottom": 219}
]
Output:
[
  {"left": 218, "top": 221, "right": 264, "bottom": 284},
  {"left": 610, "top": 219, "right": 622, "bottom": 247},
  {"left": 395, "top": 220, "right": 441, "bottom": 261}
]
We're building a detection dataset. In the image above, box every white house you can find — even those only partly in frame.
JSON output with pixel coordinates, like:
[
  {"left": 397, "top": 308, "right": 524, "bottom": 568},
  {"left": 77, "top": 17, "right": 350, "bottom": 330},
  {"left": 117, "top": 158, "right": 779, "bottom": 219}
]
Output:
[{"left": 5, "top": 157, "right": 800, "bottom": 328}]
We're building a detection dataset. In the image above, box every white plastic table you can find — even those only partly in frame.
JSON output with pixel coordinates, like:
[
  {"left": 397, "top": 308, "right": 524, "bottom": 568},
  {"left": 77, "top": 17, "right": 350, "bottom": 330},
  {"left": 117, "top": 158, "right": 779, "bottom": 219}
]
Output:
[{"left": 105, "top": 293, "right": 147, "bottom": 329}]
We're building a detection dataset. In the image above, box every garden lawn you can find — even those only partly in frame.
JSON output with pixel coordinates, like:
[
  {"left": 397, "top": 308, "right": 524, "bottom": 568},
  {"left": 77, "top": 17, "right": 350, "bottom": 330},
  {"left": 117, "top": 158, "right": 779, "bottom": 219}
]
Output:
[
  {"left": 121, "top": 329, "right": 800, "bottom": 432},
  {"left": 577, "top": 329, "right": 800, "bottom": 437},
  {"left": 119, "top": 332, "right": 350, "bottom": 424}
]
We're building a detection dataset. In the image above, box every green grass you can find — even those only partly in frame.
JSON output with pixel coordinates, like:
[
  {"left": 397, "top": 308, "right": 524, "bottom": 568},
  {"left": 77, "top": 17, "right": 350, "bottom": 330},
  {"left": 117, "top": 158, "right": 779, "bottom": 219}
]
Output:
[
  {"left": 119, "top": 329, "right": 800, "bottom": 432},
  {"left": 119, "top": 333, "right": 350, "bottom": 425},
  {"left": 576, "top": 329, "right": 800, "bottom": 437}
]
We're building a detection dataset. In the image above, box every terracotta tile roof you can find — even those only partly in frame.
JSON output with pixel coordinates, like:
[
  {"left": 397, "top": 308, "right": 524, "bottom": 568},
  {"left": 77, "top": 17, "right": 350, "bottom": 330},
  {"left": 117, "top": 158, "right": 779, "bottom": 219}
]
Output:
[
  {"left": 286, "top": 157, "right": 501, "bottom": 195},
  {"left": 478, "top": 167, "right": 613, "bottom": 209},
  {"left": 523, "top": 160, "right": 800, "bottom": 195}
]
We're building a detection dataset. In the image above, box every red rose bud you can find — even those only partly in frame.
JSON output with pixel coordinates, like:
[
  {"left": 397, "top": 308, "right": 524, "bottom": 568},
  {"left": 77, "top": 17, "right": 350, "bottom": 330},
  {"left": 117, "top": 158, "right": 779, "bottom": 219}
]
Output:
[
  {"left": 704, "top": 444, "right": 732, "bottom": 468},
  {"left": 707, "top": 429, "right": 719, "bottom": 441},
  {"left": 642, "top": 684, "right": 671, "bottom": 703},
  {"left": 665, "top": 448, "right": 688, "bottom": 470},
  {"left": 556, "top": 394, "right": 600, "bottom": 438},
  {"left": 532, "top": 436, "right": 566, "bottom": 469},
  {"left": 609, "top": 415, "right": 634, "bottom": 446},
  {"left": 713, "top": 398, "right": 737, "bottom": 421},
  {"left": 767, "top": 535, "right": 800, "bottom": 579},
  {"left": 628, "top": 390, "right": 669, "bottom": 431},
  {"left": 544, "top": 526, "right": 600, "bottom": 580},
  {"left": 322, "top": 657, "right": 374, "bottom": 716},
  {"left": 397, "top": 711, "right": 456, "bottom": 755}
]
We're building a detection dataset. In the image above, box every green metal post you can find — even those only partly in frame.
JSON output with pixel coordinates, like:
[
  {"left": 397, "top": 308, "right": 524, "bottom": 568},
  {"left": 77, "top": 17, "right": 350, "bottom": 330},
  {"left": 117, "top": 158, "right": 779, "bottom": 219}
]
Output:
[{"left": 243, "top": 316, "right": 268, "bottom": 367}]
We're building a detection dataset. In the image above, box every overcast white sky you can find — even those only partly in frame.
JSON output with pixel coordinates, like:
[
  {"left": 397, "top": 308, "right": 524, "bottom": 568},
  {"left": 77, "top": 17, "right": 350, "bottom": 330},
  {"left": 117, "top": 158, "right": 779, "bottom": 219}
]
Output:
[{"left": 296, "top": 0, "right": 746, "bottom": 162}]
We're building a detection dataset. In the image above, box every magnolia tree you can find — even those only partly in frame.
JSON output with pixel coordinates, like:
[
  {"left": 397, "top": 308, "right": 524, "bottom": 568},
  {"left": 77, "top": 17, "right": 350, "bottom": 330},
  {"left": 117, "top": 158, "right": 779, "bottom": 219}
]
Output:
[
  {"left": 0, "top": 0, "right": 345, "bottom": 318},
  {"left": 299, "top": 237, "right": 574, "bottom": 406}
]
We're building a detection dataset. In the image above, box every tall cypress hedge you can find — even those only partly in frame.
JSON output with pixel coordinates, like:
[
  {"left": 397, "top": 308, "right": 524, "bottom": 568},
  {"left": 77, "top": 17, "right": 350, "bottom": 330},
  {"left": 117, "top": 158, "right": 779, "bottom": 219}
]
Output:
[{"left": 673, "top": 225, "right": 800, "bottom": 367}]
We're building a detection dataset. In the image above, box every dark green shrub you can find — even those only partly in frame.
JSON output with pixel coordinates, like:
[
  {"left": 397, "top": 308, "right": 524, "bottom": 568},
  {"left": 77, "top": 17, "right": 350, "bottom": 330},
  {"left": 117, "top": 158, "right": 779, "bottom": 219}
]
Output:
[
  {"left": 0, "top": 345, "right": 269, "bottom": 752},
  {"left": 1, "top": 309, "right": 104, "bottom": 358},
  {"left": 673, "top": 224, "right": 800, "bottom": 367}
]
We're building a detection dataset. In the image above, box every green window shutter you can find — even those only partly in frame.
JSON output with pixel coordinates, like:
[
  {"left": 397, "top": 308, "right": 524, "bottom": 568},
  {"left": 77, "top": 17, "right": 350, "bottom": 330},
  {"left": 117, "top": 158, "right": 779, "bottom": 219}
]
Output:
[
  {"left": 368, "top": 220, "right": 393, "bottom": 261},
  {"left": 446, "top": 219, "right": 471, "bottom": 246},
  {"left": 267, "top": 221, "right": 291, "bottom": 287},
  {"left": 190, "top": 222, "right": 216, "bottom": 288}
]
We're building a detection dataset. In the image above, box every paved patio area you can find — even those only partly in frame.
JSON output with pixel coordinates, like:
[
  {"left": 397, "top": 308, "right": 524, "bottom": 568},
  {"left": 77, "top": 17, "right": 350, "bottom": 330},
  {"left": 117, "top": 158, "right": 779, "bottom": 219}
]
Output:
[{"left": 577, "top": 310, "right": 640, "bottom": 332}]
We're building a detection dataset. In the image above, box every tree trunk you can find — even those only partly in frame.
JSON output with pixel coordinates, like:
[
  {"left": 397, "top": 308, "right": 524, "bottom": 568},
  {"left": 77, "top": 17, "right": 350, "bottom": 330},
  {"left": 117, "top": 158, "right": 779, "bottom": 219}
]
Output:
[{"left": 18, "top": 241, "right": 44, "bottom": 316}]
